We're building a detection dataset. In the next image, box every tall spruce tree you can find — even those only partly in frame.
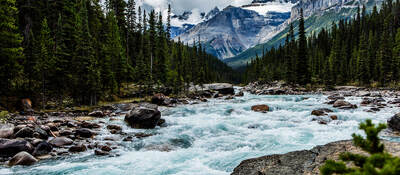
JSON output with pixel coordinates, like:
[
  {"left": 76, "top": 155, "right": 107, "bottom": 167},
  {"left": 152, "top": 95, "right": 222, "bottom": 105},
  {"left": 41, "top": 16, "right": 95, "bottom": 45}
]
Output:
[
  {"left": 297, "top": 8, "right": 310, "bottom": 85},
  {"left": 0, "top": 0, "right": 24, "bottom": 95}
]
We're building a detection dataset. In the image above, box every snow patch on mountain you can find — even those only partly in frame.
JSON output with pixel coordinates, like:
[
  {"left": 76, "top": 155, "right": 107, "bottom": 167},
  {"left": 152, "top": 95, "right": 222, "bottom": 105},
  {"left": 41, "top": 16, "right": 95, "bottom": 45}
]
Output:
[{"left": 242, "top": 1, "right": 296, "bottom": 15}]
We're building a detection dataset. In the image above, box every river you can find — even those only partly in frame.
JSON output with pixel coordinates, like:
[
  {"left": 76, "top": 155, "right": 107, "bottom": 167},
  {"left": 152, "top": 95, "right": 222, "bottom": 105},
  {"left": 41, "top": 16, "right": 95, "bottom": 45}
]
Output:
[{"left": 1, "top": 90, "right": 400, "bottom": 175}]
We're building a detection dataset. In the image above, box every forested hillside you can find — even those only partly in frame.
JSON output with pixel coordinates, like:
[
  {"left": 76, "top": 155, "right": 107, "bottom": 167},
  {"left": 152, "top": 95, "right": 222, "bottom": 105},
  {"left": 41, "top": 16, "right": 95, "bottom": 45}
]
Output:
[
  {"left": 0, "top": 0, "right": 237, "bottom": 108},
  {"left": 245, "top": 0, "right": 400, "bottom": 87}
]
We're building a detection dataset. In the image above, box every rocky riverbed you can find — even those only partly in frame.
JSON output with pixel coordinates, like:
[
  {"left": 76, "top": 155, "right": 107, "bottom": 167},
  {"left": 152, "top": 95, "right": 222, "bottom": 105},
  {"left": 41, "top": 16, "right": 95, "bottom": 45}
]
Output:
[{"left": 1, "top": 82, "right": 400, "bottom": 174}]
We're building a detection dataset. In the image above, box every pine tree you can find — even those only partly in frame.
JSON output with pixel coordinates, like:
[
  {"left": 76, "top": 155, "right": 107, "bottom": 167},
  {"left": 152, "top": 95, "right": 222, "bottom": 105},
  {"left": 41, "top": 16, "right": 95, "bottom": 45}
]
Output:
[
  {"left": 393, "top": 28, "right": 400, "bottom": 82},
  {"left": 297, "top": 9, "right": 310, "bottom": 85},
  {"left": 74, "top": 0, "right": 100, "bottom": 105},
  {"left": 0, "top": 0, "right": 24, "bottom": 95},
  {"left": 33, "top": 19, "right": 55, "bottom": 108},
  {"left": 320, "top": 120, "right": 400, "bottom": 175},
  {"left": 357, "top": 34, "right": 370, "bottom": 85}
]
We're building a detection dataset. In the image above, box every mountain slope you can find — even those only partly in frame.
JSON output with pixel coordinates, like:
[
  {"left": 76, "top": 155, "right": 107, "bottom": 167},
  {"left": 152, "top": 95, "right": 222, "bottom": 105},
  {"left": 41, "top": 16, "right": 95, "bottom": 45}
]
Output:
[
  {"left": 225, "top": 0, "right": 383, "bottom": 68},
  {"left": 175, "top": 1, "right": 295, "bottom": 59}
]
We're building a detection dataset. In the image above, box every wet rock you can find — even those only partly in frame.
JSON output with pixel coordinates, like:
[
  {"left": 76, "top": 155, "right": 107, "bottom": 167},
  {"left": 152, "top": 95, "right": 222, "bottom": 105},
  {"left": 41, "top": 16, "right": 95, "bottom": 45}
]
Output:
[
  {"left": 200, "top": 98, "right": 208, "bottom": 102},
  {"left": 69, "top": 144, "right": 87, "bottom": 153},
  {"left": 388, "top": 113, "right": 400, "bottom": 132},
  {"left": 389, "top": 98, "right": 400, "bottom": 104},
  {"left": 145, "top": 144, "right": 174, "bottom": 152},
  {"left": 157, "top": 118, "right": 166, "bottom": 127},
  {"left": 151, "top": 93, "right": 167, "bottom": 105},
  {"left": 34, "top": 127, "right": 48, "bottom": 140},
  {"left": 124, "top": 104, "right": 161, "bottom": 129},
  {"left": 123, "top": 136, "right": 133, "bottom": 141},
  {"left": 31, "top": 139, "right": 43, "bottom": 146},
  {"left": 235, "top": 91, "right": 244, "bottom": 97},
  {"left": 100, "top": 145, "right": 112, "bottom": 152},
  {"left": 45, "top": 123, "right": 59, "bottom": 131},
  {"left": 251, "top": 105, "right": 270, "bottom": 113},
  {"left": 14, "top": 127, "right": 34, "bottom": 138},
  {"left": 333, "top": 100, "right": 357, "bottom": 109},
  {"left": 32, "top": 141, "right": 52, "bottom": 156},
  {"left": 49, "top": 137, "right": 73, "bottom": 147},
  {"left": 8, "top": 151, "right": 38, "bottom": 166},
  {"left": 0, "top": 139, "right": 34, "bottom": 157},
  {"left": 59, "top": 129, "right": 74, "bottom": 136},
  {"left": 327, "top": 94, "right": 344, "bottom": 101},
  {"left": 106, "top": 125, "right": 122, "bottom": 131},
  {"left": 134, "top": 133, "right": 154, "bottom": 139},
  {"left": 88, "top": 110, "right": 105, "bottom": 117},
  {"left": 80, "top": 121, "right": 101, "bottom": 129},
  {"left": 74, "top": 128, "right": 94, "bottom": 138},
  {"left": 370, "top": 107, "right": 380, "bottom": 112},
  {"left": 231, "top": 140, "right": 400, "bottom": 175},
  {"left": 0, "top": 124, "right": 14, "bottom": 138},
  {"left": 330, "top": 115, "right": 338, "bottom": 120},
  {"left": 311, "top": 108, "right": 333, "bottom": 116},
  {"left": 207, "top": 83, "right": 235, "bottom": 95},
  {"left": 361, "top": 98, "right": 372, "bottom": 106},
  {"left": 311, "top": 117, "right": 330, "bottom": 125},
  {"left": 94, "top": 149, "right": 109, "bottom": 156},
  {"left": 225, "top": 96, "right": 234, "bottom": 100}
]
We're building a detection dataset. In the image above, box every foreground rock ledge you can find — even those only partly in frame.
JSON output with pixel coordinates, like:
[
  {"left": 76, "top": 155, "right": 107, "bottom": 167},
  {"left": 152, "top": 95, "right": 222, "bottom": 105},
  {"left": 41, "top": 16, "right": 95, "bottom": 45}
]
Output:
[{"left": 231, "top": 140, "right": 400, "bottom": 175}]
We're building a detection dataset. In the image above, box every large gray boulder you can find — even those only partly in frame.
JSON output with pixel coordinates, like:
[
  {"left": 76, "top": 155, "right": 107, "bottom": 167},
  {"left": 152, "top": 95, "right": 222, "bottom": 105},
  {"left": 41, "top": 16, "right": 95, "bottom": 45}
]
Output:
[
  {"left": 388, "top": 113, "right": 400, "bottom": 131},
  {"left": 8, "top": 151, "right": 38, "bottom": 166},
  {"left": 207, "top": 83, "right": 235, "bottom": 95},
  {"left": 49, "top": 137, "right": 73, "bottom": 147},
  {"left": 333, "top": 100, "right": 357, "bottom": 109},
  {"left": 231, "top": 140, "right": 400, "bottom": 175},
  {"left": 190, "top": 83, "right": 235, "bottom": 95},
  {"left": 0, "top": 124, "right": 14, "bottom": 138},
  {"left": 0, "top": 139, "right": 33, "bottom": 157},
  {"left": 125, "top": 103, "right": 161, "bottom": 129},
  {"left": 32, "top": 141, "right": 52, "bottom": 156}
]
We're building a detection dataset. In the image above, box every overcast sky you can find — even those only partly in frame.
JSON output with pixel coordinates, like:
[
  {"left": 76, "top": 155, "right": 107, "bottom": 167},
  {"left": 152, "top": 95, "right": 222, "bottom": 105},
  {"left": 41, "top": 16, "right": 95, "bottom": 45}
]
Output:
[{"left": 137, "top": 0, "right": 253, "bottom": 14}]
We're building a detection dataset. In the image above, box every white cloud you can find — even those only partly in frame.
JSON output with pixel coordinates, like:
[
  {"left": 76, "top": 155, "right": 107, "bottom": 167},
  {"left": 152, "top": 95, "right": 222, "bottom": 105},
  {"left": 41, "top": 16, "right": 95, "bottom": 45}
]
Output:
[{"left": 137, "top": 0, "right": 253, "bottom": 14}]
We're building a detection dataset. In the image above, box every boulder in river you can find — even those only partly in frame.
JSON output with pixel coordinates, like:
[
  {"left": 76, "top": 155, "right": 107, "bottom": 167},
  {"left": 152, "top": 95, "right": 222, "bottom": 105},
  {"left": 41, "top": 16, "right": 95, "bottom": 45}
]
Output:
[
  {"left": 0, "top": 124, "right": 14, "bottom": 138},
  {"left": 14, "top": 127, "right": 34, "bottom": 138},
  {"left": 333, "top": 100, "right": 357, "bottom": 109},
  {"left": 124, "top": 104, "right": 161, "bottom": 129},
  {"left": 388, "top": 113, "right": 400, "bottom": 132},
  {"left": 151, "top": 93, "right": 167, "bottom": 105},
  {"left": 251, "top": 105, "right": 270, "bottom": 113},
  {"left": 88, "top": 110, "right": 105, "bottom": 117},
  {"left": 107, "top": 125, "right": 122, "bottom": 131},
  {"left": 311, "top": 108, "right": 333, "bottom": 116},
  {"left": 32, "top": 141, "right": 52, "bottom": 156},
  {"left": 8, "top": 151, "right": 38, "bottom": 166},
  {"left": 74, "top": 128, "right": 94, "bottom": 138},
  {"left": 94, "top": 149, "right": 109, "bottom": 156},
  {"left": 69, "top": 144, "right": 87, "bottom": 153},
  {"left": 235, "top": 91, "right": 244, "bottom": 97},
  {"left": 192, "top": 83, "right": 234, "bottom": 95},
  {"left": 49, "top": 137, "right": 73, "bottom": 147},
  {"left": 0, "top": 139, "right": 34, "bottom": 157}
]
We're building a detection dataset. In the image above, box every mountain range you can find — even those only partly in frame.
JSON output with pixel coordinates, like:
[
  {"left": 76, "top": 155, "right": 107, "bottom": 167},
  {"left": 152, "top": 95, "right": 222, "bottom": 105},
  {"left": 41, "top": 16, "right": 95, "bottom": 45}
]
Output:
[{"left": 171, "top": 0, "right": 384, "bottom": 68}]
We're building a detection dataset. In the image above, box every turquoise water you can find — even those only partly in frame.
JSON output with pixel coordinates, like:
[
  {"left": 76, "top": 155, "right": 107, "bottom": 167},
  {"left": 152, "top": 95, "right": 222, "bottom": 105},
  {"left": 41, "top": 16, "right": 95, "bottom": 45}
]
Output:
[{"left": 1, "top": 91, "right": 400, "bottom": 175}]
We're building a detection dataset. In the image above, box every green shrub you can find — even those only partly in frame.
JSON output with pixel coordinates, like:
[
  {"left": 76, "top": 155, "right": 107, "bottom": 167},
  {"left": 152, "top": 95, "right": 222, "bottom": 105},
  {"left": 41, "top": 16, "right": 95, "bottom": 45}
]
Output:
[
  {"left": 320, "top": 119, "right": 400, "bottom": 175},
  {"left": 0, "top": 111, "right": 9, "bottom": 122}
]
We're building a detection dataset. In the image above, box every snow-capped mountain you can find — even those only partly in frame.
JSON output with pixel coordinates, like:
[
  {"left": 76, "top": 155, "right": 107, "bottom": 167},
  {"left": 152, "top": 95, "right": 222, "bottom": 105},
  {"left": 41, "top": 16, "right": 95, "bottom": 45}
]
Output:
[
  {"left": 174, "top": 0, "right": 296, "bottom": 59},
  {"left": 225, "top": 0, "right": 385, "bottom": 68},
  {"left": 170, "top": 7, "right": 220, "bottom": 39}
]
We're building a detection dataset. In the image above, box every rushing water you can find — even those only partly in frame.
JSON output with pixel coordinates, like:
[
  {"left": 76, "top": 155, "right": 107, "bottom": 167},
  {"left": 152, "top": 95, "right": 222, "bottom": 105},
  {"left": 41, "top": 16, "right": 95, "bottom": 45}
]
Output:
[{"left": 2, "top": 90, "right": 400, "bottom": 175}]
